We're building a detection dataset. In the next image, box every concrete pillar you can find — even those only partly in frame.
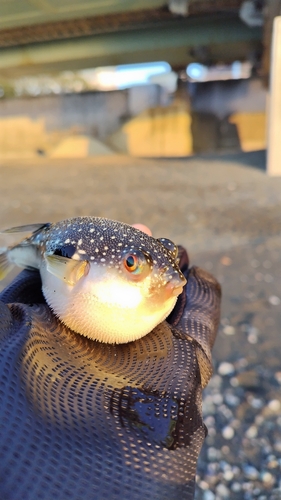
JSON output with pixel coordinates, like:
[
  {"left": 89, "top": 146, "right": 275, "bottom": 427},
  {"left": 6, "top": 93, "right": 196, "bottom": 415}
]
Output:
[{"left": 267, "top": 16, "right": 281, "bottom": 176}]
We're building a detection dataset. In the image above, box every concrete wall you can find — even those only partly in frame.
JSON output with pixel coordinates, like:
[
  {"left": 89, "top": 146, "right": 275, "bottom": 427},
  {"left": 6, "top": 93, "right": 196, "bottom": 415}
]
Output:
[
  {"left": 0, "top": 84, "right": 165, "bottom": 140},
  {"left": 0, "top": 79, "right": 267, "bottom": 158},
  {"left": 190, "top": 78, "right": 266, "bottom": 119}
]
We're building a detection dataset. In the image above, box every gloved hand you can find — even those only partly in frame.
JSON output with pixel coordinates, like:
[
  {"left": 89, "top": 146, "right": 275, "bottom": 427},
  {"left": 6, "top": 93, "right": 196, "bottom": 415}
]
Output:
[{"left": 0, "top": 246, "right": 221, "bottom": 500}]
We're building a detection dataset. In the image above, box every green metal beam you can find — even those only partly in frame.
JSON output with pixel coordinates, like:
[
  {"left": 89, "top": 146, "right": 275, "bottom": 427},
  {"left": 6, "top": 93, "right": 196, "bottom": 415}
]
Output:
[
  {"left": 0, "top": 17, "right": 262, "bottom": 78},
  {"left": 0, "top": 0, "right": 165, "bottom": 30}
]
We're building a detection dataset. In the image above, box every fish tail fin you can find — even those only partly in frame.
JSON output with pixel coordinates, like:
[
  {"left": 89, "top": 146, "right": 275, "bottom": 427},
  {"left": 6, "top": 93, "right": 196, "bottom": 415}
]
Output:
[{"left": 0, "top": 250, "right": 14, "bottom": 280}]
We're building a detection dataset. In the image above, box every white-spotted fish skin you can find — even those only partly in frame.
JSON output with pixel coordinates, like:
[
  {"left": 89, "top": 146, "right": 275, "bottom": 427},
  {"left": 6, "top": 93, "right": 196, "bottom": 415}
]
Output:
[{"left": 0, "top": 217, "right": 186, "bottom": 344}]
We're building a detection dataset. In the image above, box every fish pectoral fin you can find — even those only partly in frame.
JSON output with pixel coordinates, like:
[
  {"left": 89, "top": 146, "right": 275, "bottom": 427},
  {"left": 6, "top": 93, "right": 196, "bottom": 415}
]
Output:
[
  {"left": 46, "top": 254, "right": 89, "bottom": 286},
  {"left": 0, "top": 251, "right": 14, "bottom": 280},
  {"left": 1, "top": 223, "right": 49, "bottom": 234}
]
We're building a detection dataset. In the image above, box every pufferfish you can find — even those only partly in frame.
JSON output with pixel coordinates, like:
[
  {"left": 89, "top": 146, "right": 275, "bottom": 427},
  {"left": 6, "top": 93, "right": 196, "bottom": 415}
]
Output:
[{"left": 0, "top": 217, "right": 186, "bottom": 344}]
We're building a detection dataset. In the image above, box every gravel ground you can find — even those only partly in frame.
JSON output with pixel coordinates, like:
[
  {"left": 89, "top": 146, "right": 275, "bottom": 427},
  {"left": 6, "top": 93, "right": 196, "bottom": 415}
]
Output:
[{"left": 0, "top": 150, "right": 281, "bottom": 499}]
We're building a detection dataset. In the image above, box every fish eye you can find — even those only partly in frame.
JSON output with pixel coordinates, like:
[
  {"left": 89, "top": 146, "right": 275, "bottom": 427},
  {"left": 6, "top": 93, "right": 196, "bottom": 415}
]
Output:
[
  {"left": 124, "top": 254, "right": 138, "bottom": 272},
  {"left": 123, "top": 250, "right": 151, "bottom": 279}
]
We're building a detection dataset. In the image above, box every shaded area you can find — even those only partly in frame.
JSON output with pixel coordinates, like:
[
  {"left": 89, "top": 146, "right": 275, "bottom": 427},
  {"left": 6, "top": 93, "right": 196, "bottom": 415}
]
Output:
[{"left": 201, "top": 149, "right": 267, "bottom": 170}]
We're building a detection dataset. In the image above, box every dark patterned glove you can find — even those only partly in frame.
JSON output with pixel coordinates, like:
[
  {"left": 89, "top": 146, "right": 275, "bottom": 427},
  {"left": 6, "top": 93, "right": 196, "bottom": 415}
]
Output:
[{"left": 0, "top": 246, "right": 221, "bottom": 500}]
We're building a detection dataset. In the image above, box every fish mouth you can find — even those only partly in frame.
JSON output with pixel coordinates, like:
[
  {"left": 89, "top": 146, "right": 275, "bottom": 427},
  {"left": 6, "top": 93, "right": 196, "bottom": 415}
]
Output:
[
  {"left": 165, "top": 280, "right": 185, "bottom": 298},
  {"left": 171, "top": 283, "right": 185, "bottom": 297},
  {"left": 163, "top": 272, "right": 187, "bottom": 298}
]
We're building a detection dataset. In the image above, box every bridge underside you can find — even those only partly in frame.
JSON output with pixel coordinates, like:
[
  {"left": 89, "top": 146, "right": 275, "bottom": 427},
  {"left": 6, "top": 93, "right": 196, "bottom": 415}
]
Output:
[{"left": 0, "top": 1, "right": 262, "bottom": 78}]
